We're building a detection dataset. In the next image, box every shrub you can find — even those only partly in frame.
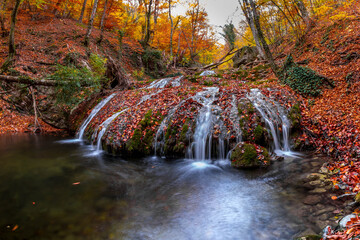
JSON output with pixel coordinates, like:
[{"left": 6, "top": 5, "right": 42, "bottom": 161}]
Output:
[
  {"left": 282, "top": 55, "right": 334, "bottom": 97},
  {"left": 142, "top": 48, "right": 165, "bottom": 78}
]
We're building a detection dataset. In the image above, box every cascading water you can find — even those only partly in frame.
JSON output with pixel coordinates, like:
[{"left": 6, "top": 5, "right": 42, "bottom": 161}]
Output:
[
  {"left": 92, "top": 89, "right": 165, "bottom": 152},
  {"left": 77, "top": 93, "right": 116, "bottom": 140},
  {"left": 247, "top": 89, "right": 292, "bottom": 155},
  {"left": 187, "top": 87, "right": 220, "bottom": 161},
  {"left": 146, "top": 76, "right": 183, "bottom": 89}
]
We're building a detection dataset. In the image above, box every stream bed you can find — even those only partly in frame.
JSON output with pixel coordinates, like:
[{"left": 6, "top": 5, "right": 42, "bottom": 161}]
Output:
[{"left": 0, "top": 134, "right": 331, "bottom": 240}]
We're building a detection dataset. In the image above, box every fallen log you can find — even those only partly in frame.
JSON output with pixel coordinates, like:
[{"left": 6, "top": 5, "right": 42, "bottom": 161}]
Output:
[
  {"left": 0, "top": 75, "right": 91, "bottom": 87},
  {"left": 0, "top": 75, "right": 58, "bottom": 86}
]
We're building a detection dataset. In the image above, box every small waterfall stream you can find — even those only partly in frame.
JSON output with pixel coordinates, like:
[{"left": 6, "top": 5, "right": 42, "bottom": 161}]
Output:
[
  {"left": 247, "top": 89, "right": 292, "bottom": 155},
  {"left": 92, "top": 89, "right": 165, "bottom": 152},
  {"left": 77, "top": 93, "right": 116, "bottom": 140},
  {"left": 187, "top": 87, "right": 220, "bottom": 161}
]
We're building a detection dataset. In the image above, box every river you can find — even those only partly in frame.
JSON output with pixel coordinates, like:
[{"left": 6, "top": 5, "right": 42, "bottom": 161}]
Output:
[{"left": 0, "top": 134, "right": 326, "bottom": 240}]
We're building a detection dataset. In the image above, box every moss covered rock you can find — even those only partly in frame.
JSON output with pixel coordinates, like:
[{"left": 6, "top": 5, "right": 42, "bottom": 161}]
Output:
[
  {"left": 288, "top": 103, "right": 301, "bottom": 130},
  {"left": 230, "top": 143, "right": 270, "bottom": 168}
]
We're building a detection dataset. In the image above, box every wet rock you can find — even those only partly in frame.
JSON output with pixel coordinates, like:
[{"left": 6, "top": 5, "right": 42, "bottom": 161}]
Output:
[
  {"left": 232, "top": 46, "right": 259, "bottom": 68},
  {"left": 230, "top": 143, "right": 270, "bottom": 168},
  {"left": 319, "top": 166, "right": 331, "bottom": 175},
  {"left": 339, "top": 214, "right": 357, "bottom": 229},
  {"left": 314, "top": 206, "right": 336, "bottom": 216},
  {"left": 309, "top": 188, "right": 327, "bottom": 194},
  {"left": 303, "top": 195, "right": 322, "bottom": 205},
  {"left": 199, "top": 70, "right": 216, "bottom": 76}
]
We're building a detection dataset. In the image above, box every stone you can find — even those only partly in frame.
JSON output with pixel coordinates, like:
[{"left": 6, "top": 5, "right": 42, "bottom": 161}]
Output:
[
  {"left": 303, "top": 195, "right": 322, "bottom": 205},
  {"left": 230, "top": 143, "right": 270, "bottom": 168},
  {"left": 339, "top": 214, "right": 357, "bottom": 229},
  {"left": 309, "top": 188, "right": 327, "bottom": 194},
  {"left": 319, "top": 166, "right": 330, "bottom": 174},
  {"left": 199, "top": 70, "right": 215, "bottom": 76}
]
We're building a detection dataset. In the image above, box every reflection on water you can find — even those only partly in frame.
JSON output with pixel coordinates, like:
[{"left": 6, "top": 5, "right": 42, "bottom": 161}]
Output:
[{"left": 0, "top": 135, "right": 321, "bottom": 240}]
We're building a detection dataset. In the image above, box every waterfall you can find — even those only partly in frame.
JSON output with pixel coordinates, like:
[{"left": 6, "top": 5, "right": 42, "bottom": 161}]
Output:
[
  {"left": 94, "top": 109, "right": 128, "bottom": 151},
  {"left": 93, "top": 89, "right": 164, "bottom": 152},
  {"left": 247, "top": 89, "right": 292, "bottom": 154},
  {"left": 147, "top": 76, "right": 183, "bottom": 89},
  {"left": 77, "top": 93, "right": 116, "bottom": 140},
  {"left": 188, "top": 87, "right": 220, "bottom": 160}
]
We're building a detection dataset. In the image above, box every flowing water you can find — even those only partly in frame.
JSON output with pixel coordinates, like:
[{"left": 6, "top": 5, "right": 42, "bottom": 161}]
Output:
[
  {"left": 77, "top": 93, "right": 116, "bottom": 140},
  {"left": 247, "top": 89, "right": 294, "bottom": 156},
  {"left": 0, "top": 134, "right": 326, "bottom": 240},
  {"left": 187, "top": 87, "right": 224, "bottom": 161}
]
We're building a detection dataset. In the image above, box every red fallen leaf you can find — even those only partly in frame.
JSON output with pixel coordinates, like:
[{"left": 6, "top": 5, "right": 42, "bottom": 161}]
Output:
[
  {"left": 12, "top": 225, "right": 18, "bottom": 231},
  {"left": 72, "top": 182, "right": 80, "bottom": 185},
  {"left": 331, "top": 196, "right": 338, "bottom": 200}
]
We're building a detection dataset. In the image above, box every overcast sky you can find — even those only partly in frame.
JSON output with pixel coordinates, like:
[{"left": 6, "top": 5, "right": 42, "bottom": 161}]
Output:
[{"left": 174, "top": 0, "right": 243, "bottom": 42}]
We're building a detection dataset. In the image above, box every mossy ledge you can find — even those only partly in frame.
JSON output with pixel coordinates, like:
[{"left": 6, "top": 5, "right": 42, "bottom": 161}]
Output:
[{"left": 230, "top": 143, "right": 270, "bottom": 169}]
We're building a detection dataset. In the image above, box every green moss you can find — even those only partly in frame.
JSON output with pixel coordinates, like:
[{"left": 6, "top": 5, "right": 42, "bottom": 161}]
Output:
[
  {"left": 126, "top": 128, "right": 142, "bottom": 153},
  {"left": 124, "top": 109, "right": 159, "bottom": 156},
  {"left": 179, "top": 124, "right": 189, "bottom": 143},
  {"left": 254, "top": 125, "right": 266, "bottom": 145},
  {"left": 288, "top": 103, "right": 301, "bottom": 129},
  {"left": 282, "top": 55, "right": 334, "bottom": 97},
  {"left": 231, "top": 144, "right": 259, "bottom": 168}
]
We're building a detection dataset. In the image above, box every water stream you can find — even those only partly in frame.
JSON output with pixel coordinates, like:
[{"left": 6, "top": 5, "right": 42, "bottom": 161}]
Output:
[
  {"left": 247, "top": 89, "right": 293, "bottom": 156},
  {"left": 0, "top": 134, "right": 327, "bottom": 240},
  {"left": 187, "top": 87, "right": 222, "bottom": 161},
  {"left": 77, "top": 93, "right": 116, "bottom": 140}
]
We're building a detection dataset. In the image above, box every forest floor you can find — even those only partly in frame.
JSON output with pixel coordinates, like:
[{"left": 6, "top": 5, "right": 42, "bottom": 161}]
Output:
[{"left": 0, "top": 12, "right": 142, "bottom": 134}]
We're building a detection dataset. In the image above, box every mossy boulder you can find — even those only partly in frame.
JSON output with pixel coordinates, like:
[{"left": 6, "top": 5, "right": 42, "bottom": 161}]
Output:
[
  {"left": 254, "top": 125, "right": 267, "bottom": 146},
  {"left": 124, "top": 109, "right": 159, "bottom": 156},
  {"left": 163, "top": 122, "right": 190, "bottom": 156},
  {"left": 288, "top": 103, "right": 301, "bottom": 130},
  {"left": 230, "top": 143, "right": 270, "bottom": 168},
  {"left": 237, "top": 99, "right": 270, "bottom": 147}
]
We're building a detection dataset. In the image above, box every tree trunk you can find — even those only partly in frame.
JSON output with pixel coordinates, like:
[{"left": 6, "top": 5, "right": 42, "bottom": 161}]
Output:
[
  {"left": 98, "top": 0, "right": 109, "bottom": 44},
  {"left": 143, "top": 0, "right": 153, "bottom": 47},
  {"left": 84, "top": 0, "right": 99, "bottom": 47},
  {"left": 0, "top": 0, "right": 8, "bottom": 37},
  {"left": 1, "top": 0, "right": 20, "bottom": 71},
  {"left": 248, "top": 0, "right": 280, "bottom": 77},
  {"left": 0, "top": 75, "right": 92, "bottom": 86},
  {"left": 238, "top": 0, "right": 265, "bottom": 59},
  {"left": 78, "top": 0, "right": 88, "bottom": 23},
  {"left": 294, "top": 0, "right": 314, "bottom": 31},
  {"left": 168, "top": 0, "right": 173, "bottom": 57}
]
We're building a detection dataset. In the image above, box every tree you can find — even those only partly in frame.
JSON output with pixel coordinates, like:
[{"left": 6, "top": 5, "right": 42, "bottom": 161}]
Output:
[
  {"left": 84, "top": 0, "right": 99, "bottom": 47},
  {"left": 239, "top": 0, "right": 280, "bottom": 77},
  {"left": 221, "top": 22, "right": 236, "bottom": 51},
  {"left": 142, "top": 0, "right": 154, "bottom": 47},
  {"left": 294, "top": 0, "right": 313, "bottom": 31},
  {"left": 78, "top": 0, "right": 88, "bottom": 22},
  {"left": 0, "top": 0, "right": 8, "bottom": 37},
  {"left": 238, "top": 0, "right": 265, "bottom": 59},
  {"left": 1, "top": 0, "right": 21, "bottom": 71},
  {"left": 98, "top": 0, "right": 110, "bottom": 44},
  {"left": 168, "top": 0, "right": 174, "bottom": 57}
]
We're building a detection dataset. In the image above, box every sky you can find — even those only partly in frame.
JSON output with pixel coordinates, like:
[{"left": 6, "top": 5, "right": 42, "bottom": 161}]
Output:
[{"left": 174, "top": 0, "right": 243, "bottom": 43}]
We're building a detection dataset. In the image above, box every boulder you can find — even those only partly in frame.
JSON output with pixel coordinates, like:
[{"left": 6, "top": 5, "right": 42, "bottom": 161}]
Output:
[
  {"left": 230, "top": 143, "right": 270, "bottom": 168},
  {"left": 233, "top": 46, "right": 260, "bottom": 69}
]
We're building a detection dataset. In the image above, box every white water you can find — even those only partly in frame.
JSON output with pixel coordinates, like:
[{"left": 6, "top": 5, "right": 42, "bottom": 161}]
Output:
[
  {"left": 147, "top": 76, "right": 183, "bottom": 89},
  {"left": 92, "top": 89, "right": 165, "bottom": 153},
  {"left": 247, "top": 89, "right": 294, "bottom": 156},
  {"left": 77, "top": 93, "right": 116, "bottom": 140},
  {"left": 188, "top": 87, "right": 220, "bottom": 161}
]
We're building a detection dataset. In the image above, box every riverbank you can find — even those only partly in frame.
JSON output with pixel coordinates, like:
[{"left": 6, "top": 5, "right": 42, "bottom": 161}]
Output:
[{"left": 0, "top": 98, "right": 65, "bottom": 134}]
